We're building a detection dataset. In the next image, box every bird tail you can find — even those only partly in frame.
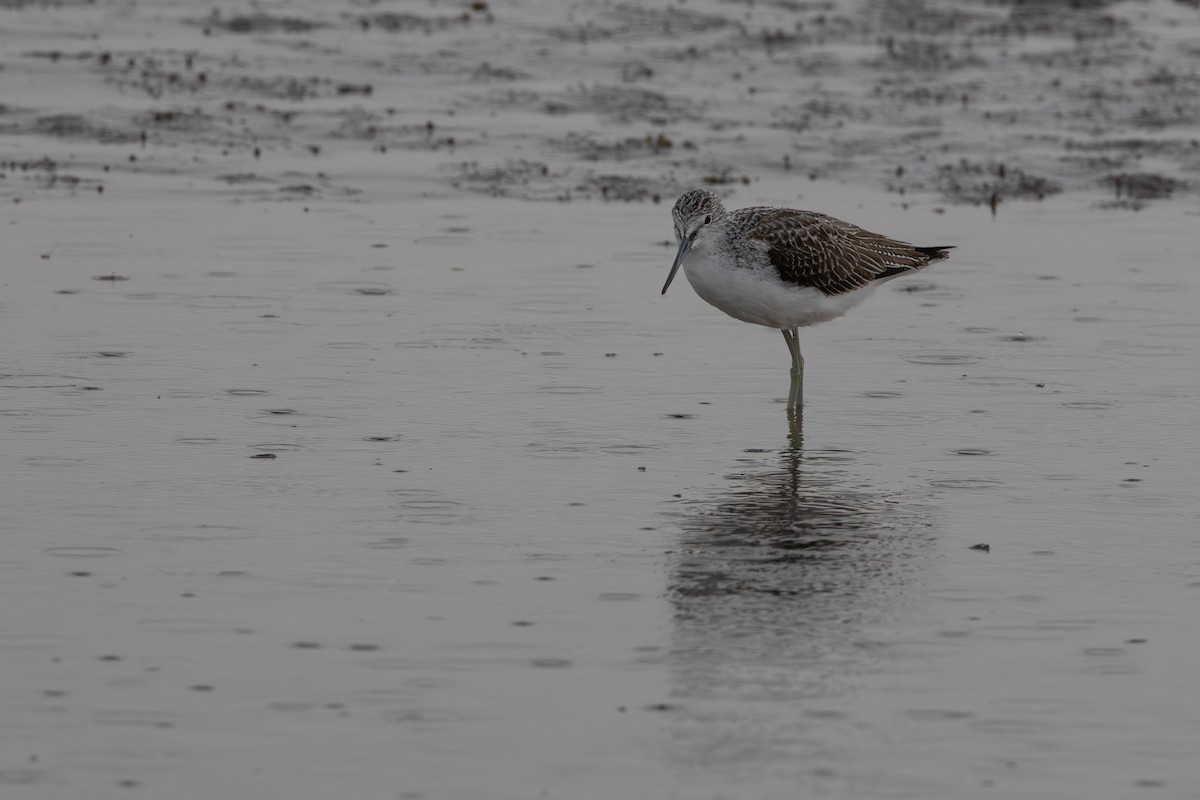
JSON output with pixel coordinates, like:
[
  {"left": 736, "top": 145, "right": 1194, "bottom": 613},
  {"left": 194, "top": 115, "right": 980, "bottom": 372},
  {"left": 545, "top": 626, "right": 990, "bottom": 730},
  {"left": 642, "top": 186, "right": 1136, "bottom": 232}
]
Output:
[{"left": 915, "top": 245, "right": 954, "bottom": 262}]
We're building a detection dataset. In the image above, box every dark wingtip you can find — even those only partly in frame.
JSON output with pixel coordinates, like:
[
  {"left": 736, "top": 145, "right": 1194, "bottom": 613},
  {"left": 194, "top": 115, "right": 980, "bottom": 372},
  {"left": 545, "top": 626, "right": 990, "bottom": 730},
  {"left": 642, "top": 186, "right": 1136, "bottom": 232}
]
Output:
[{"left": 916, "top": 245, "right": 954, "bottom": 261}]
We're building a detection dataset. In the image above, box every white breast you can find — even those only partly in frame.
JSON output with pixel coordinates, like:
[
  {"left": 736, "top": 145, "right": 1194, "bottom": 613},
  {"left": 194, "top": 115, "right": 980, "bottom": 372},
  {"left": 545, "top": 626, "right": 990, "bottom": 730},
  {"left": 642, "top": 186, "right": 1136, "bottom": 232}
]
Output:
[{"left": 681, "top": 238, "right": 874, "bottom": 330}]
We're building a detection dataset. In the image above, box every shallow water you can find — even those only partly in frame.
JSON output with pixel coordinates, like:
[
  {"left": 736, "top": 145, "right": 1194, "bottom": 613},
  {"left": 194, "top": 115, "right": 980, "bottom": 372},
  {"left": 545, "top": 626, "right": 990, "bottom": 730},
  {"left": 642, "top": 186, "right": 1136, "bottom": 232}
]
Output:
[{"left": 3, "top": 1, "right": 1200, "bottom": 798}]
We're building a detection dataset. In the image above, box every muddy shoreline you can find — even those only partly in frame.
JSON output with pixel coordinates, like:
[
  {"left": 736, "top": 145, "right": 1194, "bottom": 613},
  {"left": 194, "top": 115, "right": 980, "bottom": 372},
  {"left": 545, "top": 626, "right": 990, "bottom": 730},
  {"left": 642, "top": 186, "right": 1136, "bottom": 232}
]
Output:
[{"left": 3, "top": 0, "right": 1196, "bottom": 210}]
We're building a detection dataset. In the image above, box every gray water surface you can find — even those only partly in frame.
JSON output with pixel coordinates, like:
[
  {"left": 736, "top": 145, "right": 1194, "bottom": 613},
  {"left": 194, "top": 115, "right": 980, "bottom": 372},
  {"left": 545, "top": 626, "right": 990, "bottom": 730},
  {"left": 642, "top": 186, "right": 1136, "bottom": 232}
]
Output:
[{"left": 3, "top": 1, "right": 1200, "bottom": 798}]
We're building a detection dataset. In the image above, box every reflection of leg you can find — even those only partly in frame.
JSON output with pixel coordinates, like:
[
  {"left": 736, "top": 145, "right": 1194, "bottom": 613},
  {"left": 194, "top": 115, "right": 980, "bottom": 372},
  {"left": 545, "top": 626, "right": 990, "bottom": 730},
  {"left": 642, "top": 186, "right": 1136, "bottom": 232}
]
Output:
[
  {"left": 781, "top": 329, "right": 804, "bottom": 411},
  {"left": 787, "top": 405, "right": 803, "bottom": 447}
]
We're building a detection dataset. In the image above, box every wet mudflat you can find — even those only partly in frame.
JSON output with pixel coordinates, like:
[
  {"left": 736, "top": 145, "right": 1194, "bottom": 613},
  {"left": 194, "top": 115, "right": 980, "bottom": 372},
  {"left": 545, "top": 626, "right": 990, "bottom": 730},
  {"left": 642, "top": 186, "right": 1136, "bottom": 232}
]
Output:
[{"left": 3, "top": 1, "right": 1200, "bottom": 798}]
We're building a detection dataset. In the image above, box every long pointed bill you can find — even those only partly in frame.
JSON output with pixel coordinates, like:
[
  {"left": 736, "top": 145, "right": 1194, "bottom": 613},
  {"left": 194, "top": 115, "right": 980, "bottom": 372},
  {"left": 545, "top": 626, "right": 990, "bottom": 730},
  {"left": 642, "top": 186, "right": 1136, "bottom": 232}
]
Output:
[{"left": 662, "top": 238, "right": 692, "bottom": 295}]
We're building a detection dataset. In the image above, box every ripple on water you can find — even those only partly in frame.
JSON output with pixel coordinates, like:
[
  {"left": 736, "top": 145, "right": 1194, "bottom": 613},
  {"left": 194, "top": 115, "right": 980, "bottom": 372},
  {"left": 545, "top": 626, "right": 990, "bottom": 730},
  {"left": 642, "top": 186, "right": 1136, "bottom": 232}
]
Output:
[
  {"left": 412, "top": 234, "right": 472, "bottom": 246},
  {"left": 526, "top": 442, "right": 590, "bottom": 458},
  {"left": 0, "top": 374, "right": 91, "bottom": 389},
  {"left": 488, "top": 229, "right": 554, "bottom": 244},
  {"left": 0, "top": 770, "right": 49, "bottom": 786},
  {"left": 968, "top": 718, "right": 1048, "bottom": 735},
  {"left": 396, "top": 500, "right": 463, "bottom": 510},
  {"left": 1142, "top": 322, "right": 1200, "bottom": 339},
  {"left": 246, "top": 442, "right": 305, "bottom": 452},
  {"left": 1080, "top": 663, "right": 1139, "bottom": 676},
  {"left": 534, "top": 385, "right": 601, "bottom": 395},
  {"left": 183, "top": 295, "right": 276, "bottom": 310},
  {"left": 43, "top": 546, "right": 124, "bottom": 558},
  {"left": 269, "top": 701, "right": 318, "bottom": 712},
  {"left": 140, "top": 524, "right": 255, "bottom": 541},
  {"left": 354, "top": 657, "right": 418, "bottom": 672},
  {"left": 930, "top": 478, "right": 1004, "bottom": 490},
  {"left": 362, "top": 536, "right": 410, "bottom": 550},
  {"left": 156, "top": 391, "right": 211, "bottom": 400},
  {"left": 136, "top": 618, "right": 246, "bottom": 634},
  {"left": 1082, "top": 647, "right": 1126, "bottom": 657},
  {"left": 904, "top": 353, "right": 980, "bottom": 366},
  {"left": 95, "top": 710, "right": 180, "bottom": 729},
  {"left": 382, "top": 708, "right": 465, "bottom": 726},
  {"left": 903, "top": 709, "right": 974, "bottom": 721},
  {"left": 1133, "top": 282, "right": 1188, "bottom": 294},
  {"left": 23, "top": 457, "right": 83, "bottom": 468},
  {"left": 505, "top": 299, "right": 578, "bottom": 314},
  {"left": 1035, "top": 619, "right": 1096, "bottom": 632},
  {"left": 959, "top": 376, "right": 1032, "bottom": 387},
  {"left": 400, "top": 336, "right": 510, "bottom": 350},
  {"left": 992, "top": 697, "right": 1089, "bottom": 716},
  {"left": 1100, "top": 343, "right": 1182, "bottom": 357},
  {"left": 599, "top": 444, "right": 658, "bottom": 456},
  {"left": 394, "top": 496, "right": 472, "bottom": 525},
  {"left": 844, "top": 412, "right": 936, "bottom": 428},
  {"left": 529, "top": 657, "right": 572, "bottom": 669},
  {"left": 323, "top": 341, "right": 372, "bottom": 350}
]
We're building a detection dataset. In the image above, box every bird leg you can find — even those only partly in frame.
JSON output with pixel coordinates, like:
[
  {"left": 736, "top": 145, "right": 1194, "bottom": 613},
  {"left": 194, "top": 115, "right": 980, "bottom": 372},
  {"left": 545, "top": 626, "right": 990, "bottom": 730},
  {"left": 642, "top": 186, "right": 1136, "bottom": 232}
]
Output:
[{"left": 781, "top": 328, "right": 804, "bottom": 411}]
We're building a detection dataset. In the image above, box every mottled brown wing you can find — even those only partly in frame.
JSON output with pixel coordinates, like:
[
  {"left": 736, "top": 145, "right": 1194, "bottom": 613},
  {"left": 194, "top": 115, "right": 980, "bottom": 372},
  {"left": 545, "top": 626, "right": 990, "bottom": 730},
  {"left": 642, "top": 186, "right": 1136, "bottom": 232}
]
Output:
[{"left": 747, "top": 209, "right": 949, "bottom": 296}]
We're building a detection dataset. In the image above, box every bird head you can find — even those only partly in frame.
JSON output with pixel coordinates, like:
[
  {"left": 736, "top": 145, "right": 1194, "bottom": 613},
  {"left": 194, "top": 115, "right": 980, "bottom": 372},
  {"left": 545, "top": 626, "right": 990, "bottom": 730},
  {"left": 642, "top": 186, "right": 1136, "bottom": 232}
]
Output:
[{"left": 664, "top": 189, "right": 727, "bottom": 294}]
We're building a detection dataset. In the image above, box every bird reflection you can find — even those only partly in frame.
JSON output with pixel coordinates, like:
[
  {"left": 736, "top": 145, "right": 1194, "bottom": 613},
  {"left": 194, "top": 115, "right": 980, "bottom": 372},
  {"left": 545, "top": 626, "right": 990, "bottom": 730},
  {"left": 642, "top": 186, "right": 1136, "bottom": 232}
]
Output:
[{"left": 665, "top": 432, "right": 931, "bottom": 703}]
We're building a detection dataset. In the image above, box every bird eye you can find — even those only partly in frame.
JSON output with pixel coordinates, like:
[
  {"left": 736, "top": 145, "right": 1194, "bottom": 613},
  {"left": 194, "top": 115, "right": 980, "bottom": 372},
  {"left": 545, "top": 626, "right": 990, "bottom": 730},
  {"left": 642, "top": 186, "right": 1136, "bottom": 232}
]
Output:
[{"left": 704, "top": 214, "right": 712, "bottom": 224}]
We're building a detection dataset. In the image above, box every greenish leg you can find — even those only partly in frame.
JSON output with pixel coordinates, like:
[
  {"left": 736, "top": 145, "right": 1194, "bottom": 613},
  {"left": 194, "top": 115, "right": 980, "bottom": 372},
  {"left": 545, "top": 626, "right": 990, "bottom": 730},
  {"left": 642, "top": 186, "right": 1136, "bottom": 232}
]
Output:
[{"left": 781, "top": 328, "right": 804, "bottom": 412}]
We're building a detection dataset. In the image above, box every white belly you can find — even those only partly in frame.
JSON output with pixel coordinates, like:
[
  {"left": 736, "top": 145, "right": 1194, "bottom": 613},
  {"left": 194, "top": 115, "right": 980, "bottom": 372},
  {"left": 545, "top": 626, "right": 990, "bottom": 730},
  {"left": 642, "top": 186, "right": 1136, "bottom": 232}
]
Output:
[{"left": 681, "top": 244, "right": 874, "bottom": 330}]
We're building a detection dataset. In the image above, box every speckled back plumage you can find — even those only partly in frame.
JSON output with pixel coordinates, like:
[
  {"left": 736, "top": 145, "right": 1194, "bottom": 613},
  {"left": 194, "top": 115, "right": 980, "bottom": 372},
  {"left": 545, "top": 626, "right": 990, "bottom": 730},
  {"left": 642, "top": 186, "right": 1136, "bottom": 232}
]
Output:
[{"left": 729, "top": 207, "right": 951, "bottom": 296}]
